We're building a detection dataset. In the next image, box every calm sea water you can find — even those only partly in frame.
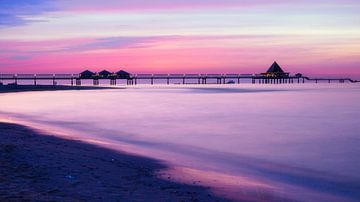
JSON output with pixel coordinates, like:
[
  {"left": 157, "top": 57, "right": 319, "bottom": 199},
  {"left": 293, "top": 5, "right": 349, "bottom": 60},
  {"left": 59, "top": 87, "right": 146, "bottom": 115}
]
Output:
[{"left": 1, "top": 84, "right": 359, "bottom": 201}]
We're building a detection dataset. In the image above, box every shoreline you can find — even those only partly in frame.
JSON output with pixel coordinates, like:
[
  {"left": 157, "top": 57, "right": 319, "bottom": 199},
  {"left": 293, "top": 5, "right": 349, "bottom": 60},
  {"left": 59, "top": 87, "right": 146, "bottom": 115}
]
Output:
[
  {"left": 0, "top": 85, "right": 117, "bottom": 94},
  {"left": 0, "top": 121, "right": 230, "bottom": 201}
]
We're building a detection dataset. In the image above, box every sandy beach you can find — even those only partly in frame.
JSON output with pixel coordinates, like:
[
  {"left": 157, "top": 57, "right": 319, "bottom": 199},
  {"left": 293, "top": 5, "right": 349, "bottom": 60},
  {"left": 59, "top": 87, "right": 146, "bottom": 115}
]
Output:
[
  {"left": 0, "top": 121, "right": 229, "bottom": 201},
  {"left": 0, "top": 85, "right": 115, "bottom": 94}
]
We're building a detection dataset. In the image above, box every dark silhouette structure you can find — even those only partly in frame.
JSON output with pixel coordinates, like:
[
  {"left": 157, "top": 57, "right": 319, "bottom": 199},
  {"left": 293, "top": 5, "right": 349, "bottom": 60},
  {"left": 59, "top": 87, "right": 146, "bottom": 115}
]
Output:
[
  {"left": 116, "top": 70, "right": 131, "bottom": 79},
  {"left": 98, "top": 70, "right": 112, "bottom": 78},
  {"left": 80, "top": 70, "right": 95, "bottom": 79},
  {"left": 1, "top": 65, "right": 357, "bottom": 86},
  {"left": 262, "top": 62, "right": 289, "bottom": 78}
]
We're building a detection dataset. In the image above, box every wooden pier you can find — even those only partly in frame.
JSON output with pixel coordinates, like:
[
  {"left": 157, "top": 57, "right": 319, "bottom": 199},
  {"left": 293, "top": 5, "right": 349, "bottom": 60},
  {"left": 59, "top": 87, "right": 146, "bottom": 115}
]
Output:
[{"left": 0, "top": 73, "right": 358, "bottom": 86}]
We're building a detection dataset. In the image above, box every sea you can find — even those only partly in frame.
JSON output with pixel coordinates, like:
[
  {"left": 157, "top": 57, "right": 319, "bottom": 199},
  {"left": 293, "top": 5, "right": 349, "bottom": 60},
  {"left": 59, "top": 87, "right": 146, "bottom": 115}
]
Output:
[{"left": 1, "top": 83, "right": 359, "bottom": 201}]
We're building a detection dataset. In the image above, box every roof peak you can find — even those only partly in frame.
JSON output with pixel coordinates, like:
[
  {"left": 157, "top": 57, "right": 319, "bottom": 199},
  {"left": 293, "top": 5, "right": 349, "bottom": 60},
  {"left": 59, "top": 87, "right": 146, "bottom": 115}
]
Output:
[{"left": 267, "top": 62, "right": 285, "bottom": 73}]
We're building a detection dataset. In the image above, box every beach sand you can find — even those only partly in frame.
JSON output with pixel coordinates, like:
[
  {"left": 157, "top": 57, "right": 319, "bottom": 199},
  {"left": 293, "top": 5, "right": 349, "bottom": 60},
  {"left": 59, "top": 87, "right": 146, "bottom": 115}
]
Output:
[
  {"left": 0, "top": 122, "right": 230, "bottom": 201},
  {"left": 0, "top": 85, "right": 115, "bottom": 93}
]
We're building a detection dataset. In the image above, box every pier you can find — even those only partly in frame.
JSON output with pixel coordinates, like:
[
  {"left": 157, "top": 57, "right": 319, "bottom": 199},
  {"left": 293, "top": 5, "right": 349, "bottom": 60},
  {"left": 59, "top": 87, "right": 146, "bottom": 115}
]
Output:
[
  {"left": 0, "top": 62, "right": 358, "bottom": 86},
  {"left": 0, "top": 73, "right": 357, "bottom": 86}
]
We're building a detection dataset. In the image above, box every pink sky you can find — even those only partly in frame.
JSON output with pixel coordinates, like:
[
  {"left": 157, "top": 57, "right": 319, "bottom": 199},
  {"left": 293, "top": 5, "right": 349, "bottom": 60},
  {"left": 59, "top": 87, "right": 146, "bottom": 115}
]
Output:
[{"left": 0, "top": 0, "right": 359, "bottom": 77}]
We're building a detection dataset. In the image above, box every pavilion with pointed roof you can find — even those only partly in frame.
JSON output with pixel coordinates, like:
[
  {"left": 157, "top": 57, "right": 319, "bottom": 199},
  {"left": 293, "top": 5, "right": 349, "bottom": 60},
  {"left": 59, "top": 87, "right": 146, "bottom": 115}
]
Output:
[
  {"left": 80, "top": 70, "right": 95, "bottom": 79},
  {"left": 98, "top": 70, "right": 113, "bottom": 78},
  {"left": 261, "top": 61, "right": 289, "bottom": 78},
  {"left": 116, "top": 70, "right": 130, "bottom": 79}
]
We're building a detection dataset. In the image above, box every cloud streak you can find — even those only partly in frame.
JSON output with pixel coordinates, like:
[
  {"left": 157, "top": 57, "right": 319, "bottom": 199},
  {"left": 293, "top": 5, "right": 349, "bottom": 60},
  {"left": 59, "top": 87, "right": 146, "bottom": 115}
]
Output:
[
  {"left": 56, "top": 0, "right": 360, "bottom": 12},
  {"left": 0, "top": 0, "right": 56, "bottom": 26},
  {"left": 2, "top": 0, "right": 358, "bottom": 28}
]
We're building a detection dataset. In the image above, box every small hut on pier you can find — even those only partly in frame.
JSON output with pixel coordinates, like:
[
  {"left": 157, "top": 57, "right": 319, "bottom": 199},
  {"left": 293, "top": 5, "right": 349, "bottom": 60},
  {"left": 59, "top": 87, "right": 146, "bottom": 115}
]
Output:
[
  {"left": 98, "top": 70, "right": 112, "bottom": 78},
  {"left": 116, "top": 70, "right": 131, "bottom": 79},
  {"left": 80, "top": 70, "right": 95, "bottom": 79},
  {"left": 261, "top": 62, "right": 289, "bottom": 78}
]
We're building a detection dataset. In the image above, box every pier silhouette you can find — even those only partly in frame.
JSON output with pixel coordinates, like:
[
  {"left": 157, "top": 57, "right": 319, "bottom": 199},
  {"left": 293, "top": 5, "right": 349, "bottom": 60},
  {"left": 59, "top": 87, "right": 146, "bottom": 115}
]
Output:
[{"left": 0, "top": 63, "right": 358, "bottom": 86}]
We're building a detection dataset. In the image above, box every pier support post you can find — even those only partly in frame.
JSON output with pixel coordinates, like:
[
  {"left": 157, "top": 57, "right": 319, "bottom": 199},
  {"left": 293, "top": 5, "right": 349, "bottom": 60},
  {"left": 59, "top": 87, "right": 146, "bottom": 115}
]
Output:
[
  {"left": 76, "top": 79, "right": 81, "bottom": 86},
  {"left": 183, "top": 77, "right": 185, "bottom": 85},
  {"left": 110, "top": 79, "right": 116, "bottom": 85},
  {"left": 53, "top": 78, "right": 56, "bottom": 86},
  {"left": 238, "top": 78, "right": 240, "bottom": 84},
  {"left": 151, "top": 77, "right": 154, "bottom": 85},
  {"left": 34, "top": 78, "right": 37, "bottom": 85},
  {"left": 167, "top": 77, "right": 170, "bottom": 85}
]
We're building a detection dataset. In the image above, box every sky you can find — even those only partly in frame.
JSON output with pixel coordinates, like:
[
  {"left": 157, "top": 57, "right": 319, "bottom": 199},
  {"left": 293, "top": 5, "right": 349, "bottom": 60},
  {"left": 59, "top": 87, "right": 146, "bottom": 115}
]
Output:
[{"left": 0, "top": 0, "right": 359, "bottom": 77}]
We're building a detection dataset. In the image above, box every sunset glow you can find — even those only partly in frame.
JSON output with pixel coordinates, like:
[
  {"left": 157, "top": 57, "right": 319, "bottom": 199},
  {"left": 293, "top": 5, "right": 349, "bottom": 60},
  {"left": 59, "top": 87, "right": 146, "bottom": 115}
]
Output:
[{"left": 1, "top": 0, "right": 359, "bottom": 77}]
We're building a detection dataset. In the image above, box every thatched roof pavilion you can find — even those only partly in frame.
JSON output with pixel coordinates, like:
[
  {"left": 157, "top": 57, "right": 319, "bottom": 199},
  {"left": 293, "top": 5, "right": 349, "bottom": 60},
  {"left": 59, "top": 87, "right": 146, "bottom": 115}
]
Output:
[
  {"left": 262, "top": 62, "right": 289, "bottom": 77},
  {"left": 116, "top": 70, "right": 130, "bottom": 79},
  {"left": 99, "top": 70, "right": 112, "bottom": 77},
  {"left": 80, "top": 70, "right": 95, "bottom": 79}
]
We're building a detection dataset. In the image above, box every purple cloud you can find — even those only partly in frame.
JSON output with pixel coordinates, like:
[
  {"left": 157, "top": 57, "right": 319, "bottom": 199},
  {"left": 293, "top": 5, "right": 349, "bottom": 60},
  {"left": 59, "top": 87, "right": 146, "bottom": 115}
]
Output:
[{"left": 0, "top": 0, "right": 56, "bottom": 26}]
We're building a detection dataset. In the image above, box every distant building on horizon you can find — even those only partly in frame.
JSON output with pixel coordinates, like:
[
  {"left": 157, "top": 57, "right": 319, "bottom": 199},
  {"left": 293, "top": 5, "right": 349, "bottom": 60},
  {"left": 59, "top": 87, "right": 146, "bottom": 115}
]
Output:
[{"left": 261, "top": 61, "right": 289, "bottom": 78}]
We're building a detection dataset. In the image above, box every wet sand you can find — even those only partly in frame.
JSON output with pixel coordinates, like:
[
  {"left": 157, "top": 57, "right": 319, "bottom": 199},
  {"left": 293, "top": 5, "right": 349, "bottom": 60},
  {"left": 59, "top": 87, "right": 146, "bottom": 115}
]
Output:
[
  {"left": 0, "top": 122, "right": 229, "bottom": 201},
  {"left": 0, "top": 85, "right": 115, "bottom": 93}
]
